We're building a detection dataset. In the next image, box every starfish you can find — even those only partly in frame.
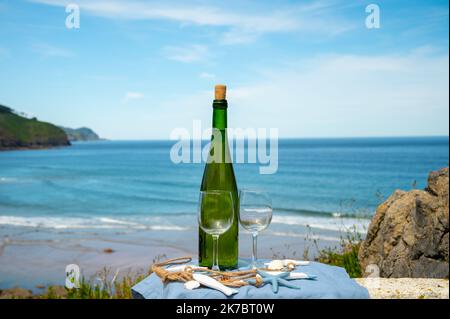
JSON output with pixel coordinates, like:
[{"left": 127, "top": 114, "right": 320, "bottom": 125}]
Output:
[{"left": 248, "top": 270, "right": 303, "bottom": 293}]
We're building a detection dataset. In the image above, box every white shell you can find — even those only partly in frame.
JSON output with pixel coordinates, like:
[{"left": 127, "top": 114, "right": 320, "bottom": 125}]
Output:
[
  {"left": 266, "top": 271, "right": 311, "bottom": 279},
  {"left": 267, "top": 260, "right": 284, "bottom": 270},
  {"left": 166, "top": 265, "right": 187, "bottom": 272},
  {"left": 284, "top": 259, "right": 310, "bottom": 266},
  {"left": 192, "top": 273, "right": 239, "bottom": 296},
  {"left": 166, "top": 265, "right": 208, "bottom": 272},
  {"left": 288, "top": 272, "right": 310, "bottom": 279},
  {"left": 265, "top": 259, "right": 310, "bottom": 269},
  {"left": 184, "top": 280, "right": 200, "bottom": 290}
]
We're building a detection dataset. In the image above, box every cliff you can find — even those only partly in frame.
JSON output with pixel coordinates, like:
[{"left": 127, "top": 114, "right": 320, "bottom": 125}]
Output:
[{"left": 0, "top": 105, "right": 70, "bottom": 150}]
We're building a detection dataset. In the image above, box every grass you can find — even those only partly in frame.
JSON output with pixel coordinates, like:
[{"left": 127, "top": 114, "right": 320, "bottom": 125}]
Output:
[
  {"left": 316, "top": 226, "right": 363, "bottom": 278},
  {"left": 0, "top": 105, "right": 68, "bottom": 148},
  {"left": 271, "top": 224, "right": 364, "bottom": 278},
  {"left": 35, "top": 255, "right": 169, "bottom": 299},
  {"left": 15, "top": 269, "right": 147, "bottom": 299},
  {"left": 306, "top": 200, "right": 370, "bottom": 278}
]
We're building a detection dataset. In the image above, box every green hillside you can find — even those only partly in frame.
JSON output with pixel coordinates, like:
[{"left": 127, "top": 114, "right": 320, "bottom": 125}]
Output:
[{"left": 0, "top": 105, "right": 70, "bottom": 150}]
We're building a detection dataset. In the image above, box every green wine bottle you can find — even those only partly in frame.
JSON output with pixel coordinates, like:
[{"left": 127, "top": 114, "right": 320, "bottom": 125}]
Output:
[{"left": 199, "top": 84, "right": 239, "bottom": 269}]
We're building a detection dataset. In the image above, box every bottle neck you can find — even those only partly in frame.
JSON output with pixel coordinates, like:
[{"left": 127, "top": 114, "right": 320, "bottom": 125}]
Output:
[
  {"left": 212, "top": 100, "right": 227, "bottom": 130},
  {"left": 209, "top": 99, "right": 231, "bottom": 163}
]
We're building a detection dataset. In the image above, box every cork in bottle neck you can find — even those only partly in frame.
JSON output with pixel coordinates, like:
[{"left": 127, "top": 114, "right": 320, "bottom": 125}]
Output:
[{"left": 215, "top": 84, "right": 227, "bottom": 100}]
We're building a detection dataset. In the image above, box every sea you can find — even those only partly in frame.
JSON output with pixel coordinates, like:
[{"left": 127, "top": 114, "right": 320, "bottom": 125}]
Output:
[{"left": 0, "top": 137, "right": 448, "bottom": 235}]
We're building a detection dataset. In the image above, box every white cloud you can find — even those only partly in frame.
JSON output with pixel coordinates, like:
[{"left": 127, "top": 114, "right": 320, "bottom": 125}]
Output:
[
  {"left": 32, "top": 43, "right": 74, "bottom": 58},
  {"left": 123, "top": 92, "right": 144, "bottom": 102},
  {"left": 199, "top": 72, "right": 216, "bottom": 79},
  {"left": 163, "top": 44, "right": 208, "bottom": 63},
  {"left": 29, "top": 0, "right": 352, "bottom": 43}
]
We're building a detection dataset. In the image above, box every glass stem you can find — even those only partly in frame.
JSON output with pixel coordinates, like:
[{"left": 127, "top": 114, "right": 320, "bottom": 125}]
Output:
[
  {"left": 252, "top": 232, "right": 258, "bottom": 269},
  {"left": 212, "top": 235, "right": 220, "bottom": 271}
]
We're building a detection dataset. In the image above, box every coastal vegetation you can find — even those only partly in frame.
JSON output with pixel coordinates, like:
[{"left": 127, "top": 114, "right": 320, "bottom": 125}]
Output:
[
  {"left": 0, "top": 104, "right": 101, "bottom": 149},
  {"left": 0, "top": 105, "right": 70, "bottom": 150},
  {"left": 316, "top": 228, "right": 363, "bottom": 278}
]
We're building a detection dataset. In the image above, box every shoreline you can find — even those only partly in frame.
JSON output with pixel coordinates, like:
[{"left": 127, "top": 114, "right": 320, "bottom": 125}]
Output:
[{"left": 0, "top": 144, "right": 71, "bottom": 152}]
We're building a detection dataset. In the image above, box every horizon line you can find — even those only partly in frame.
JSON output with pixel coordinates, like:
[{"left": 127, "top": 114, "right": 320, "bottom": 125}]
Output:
[{"left": 91, "top": 135, "right": 450, "bottom": 142}]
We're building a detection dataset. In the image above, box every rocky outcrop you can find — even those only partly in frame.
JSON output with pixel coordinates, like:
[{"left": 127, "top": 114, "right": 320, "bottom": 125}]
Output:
[{"left": 359, "top": 168, "right": 449, "bottom": 278}]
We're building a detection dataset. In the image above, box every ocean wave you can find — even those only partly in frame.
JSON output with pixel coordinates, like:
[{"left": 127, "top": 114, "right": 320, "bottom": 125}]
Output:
[
  {"left": 0, "top": 213, "right": 368, "bottom": 234},
  {"left": 0, "top": 177, "right": 18, "bottom": 184},
  {"left": 275, "top": 207, "right": 372, "bottom": 219},
  {"left": 0, "top": 216, "right": 191, "bottom": 231},
  {"left": 97, "top": 217, "right": 141, "bottom": 226},
  {"left": 271, "top": 215, "right": 369, "bottom": 234},
  {"left": 268, "top": 231, "right": 340, "bottom": 242},
  {"left": 149, "top": 225, "right": 188, "bottom": 231}
]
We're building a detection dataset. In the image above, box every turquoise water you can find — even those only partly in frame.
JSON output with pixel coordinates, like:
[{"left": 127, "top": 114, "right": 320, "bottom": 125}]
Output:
[{"left": 0, "top": 137, "right": 448, "bottom": 232}]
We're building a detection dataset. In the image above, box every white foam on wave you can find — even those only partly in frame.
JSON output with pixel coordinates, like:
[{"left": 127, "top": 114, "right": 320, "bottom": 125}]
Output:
[
  {"left": 149, "top": 225, "right": 188, "bottom": 231},
  {"left": 268, "top": 231, "right": 340, "bottom": 242},
  {"left": 271, "top": 214, "right": 369, "bottom": 234},
  {"left": 0, "top": 213, "right": 368, "bottom": 234},
  {"left": 98, "top": 217, "right": 141, "bottom": 226},
  {"left": 0, "top": 215, "right": 190, "bottom": 231},
  {"left": 0, "top": 177, "right": 18, "bottom": 184}
]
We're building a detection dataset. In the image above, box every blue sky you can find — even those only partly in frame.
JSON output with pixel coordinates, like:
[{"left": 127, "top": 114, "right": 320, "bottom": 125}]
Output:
[{"left": 0, "top": 0, "right": 448, "bottom": 139}]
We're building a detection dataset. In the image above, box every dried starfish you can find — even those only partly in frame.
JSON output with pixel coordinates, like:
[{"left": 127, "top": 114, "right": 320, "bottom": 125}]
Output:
[{"left": 247, "top": 270, "right": 303, "bottom": 293}]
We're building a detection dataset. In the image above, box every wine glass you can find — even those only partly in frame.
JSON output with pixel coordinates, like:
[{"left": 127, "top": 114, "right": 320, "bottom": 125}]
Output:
[
  {"left": 198, "top": 190, "right": 234, "bottom": 271},
  {"left": 239, "top": 189, "right": 273, "bottom": 269}
]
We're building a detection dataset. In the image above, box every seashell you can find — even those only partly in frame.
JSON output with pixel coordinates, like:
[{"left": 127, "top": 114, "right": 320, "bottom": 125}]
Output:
[
  {"left": 184, "top": 280, "right": 200, "bottom": 290},
  {"left": 266, "top": 271, "right": 316, "bottom": 280},
  {"left": 267, "top": 260, "right": 284, "bottom": 270},
  {"left": 166, "top": 265, "right": 207, "bottom": 272},
  {"left": 287, "top": 272, "right": 311, "bottom": 280},
  {"left": 192, "top": 273, "right": 239, "bottom": 296},
  {"left": 287, "top": 263, "right": 295, "bottom": 270},
  {"left": 166, "top": 265, "right": 187, "bottom": 272},
  {"left": 283, "top": 259, "right": 310, "bottom": 266}
]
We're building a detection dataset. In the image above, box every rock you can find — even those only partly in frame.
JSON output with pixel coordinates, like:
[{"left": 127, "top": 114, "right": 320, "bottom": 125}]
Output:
[
  {"left": 358, "top": 167, "right": 449, "bottom": 278},
  {"left": 0, "top": 287, "right": 33, "bottom": 299},
  {"left": 427, "top": 168, "right": 449, "bottom": 198}
]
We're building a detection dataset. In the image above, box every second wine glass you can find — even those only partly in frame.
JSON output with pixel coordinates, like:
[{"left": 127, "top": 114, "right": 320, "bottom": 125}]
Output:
[{"left": 239, "top": 189, "right": 273, "bottom": 269}]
